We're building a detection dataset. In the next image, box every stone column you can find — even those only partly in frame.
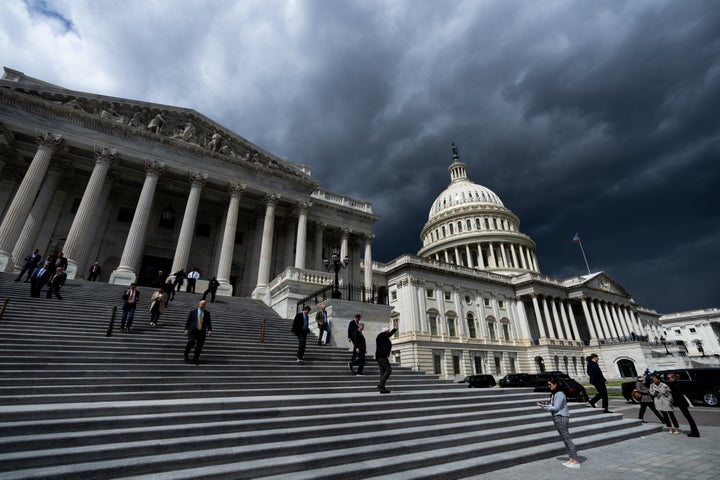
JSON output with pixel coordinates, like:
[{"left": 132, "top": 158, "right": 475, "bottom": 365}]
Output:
[
  {"left": 252, "top": 193, "right": 279, "bottom": 303},
  {"left": 340, "top": 227, "right": 350, "bottom": 285},
  {"left": 499, "top": 243, "right": 508, "bottom": 268},
  {"left": 510, "top": 244, "right": 519, "bottom": 269},
  {"left": 580, "top": 298, "right": 599, "bottom": 344},
  {"left": 110, "top": 160, "right": 165, "bottom": 285},
  {"left": 465, "top": 245, "right": 473, "bottom": 268},
  {"left": 611, "top": 304, "right": 628, "bottom": 339},
  {"left": 363, "top": 233, "right": 373, "bottom": 289},
  {"left": 214, "top": 183, "right": 245, "bottom": 297},
  {"left": 565, "top": 301, "right": 581, "bottom": 342},
  {"left": 294, "top": 201, "right": 310, "bottom": 269},
  {"left": 600, "top": 301, "right": 619, "bottom": 339},
  {"left": 589, "top": 300, "right": 609, "bottom": 340},
  {"left": 64, "top": 146, "right": 117, "bottom": 279},
  {"left": 518, "top": 246, "right": 528, "bottom": 269},
  {"left": 11, "top": 162, "right": 65, "bottom": 269},
  {"left": 549, "top": 297, "right": 566, "bottom": 339},
  {"left": 558, "top": 300, "right": 574, "bottom": 341},
  {"left": 170, "top": 172, "right": 207, "bottom": 276},
  {"left": 0, "top": 132, "right": 64, "bottom": 271},
  {"left": 531, "top": 294, "right": 547, "bottom": 339},
  {"left": 541, "top": 296, "right": 557, "bottom": 338},
  {"left": 314, "top": 222, "right": 325, "bottom": 270}
]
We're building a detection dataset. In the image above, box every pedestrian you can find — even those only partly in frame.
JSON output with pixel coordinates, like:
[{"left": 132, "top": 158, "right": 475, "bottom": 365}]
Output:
[
  {"left": 649, "top": 374, "right": 681, "bottom": 434},
  {"left": 667, "top": 373, "right": 700, "bottom": 437},
  {"left": 50, "top": 251, "right": 68, "bottom": 272},
  {"left": 15, "top": 248, "right": 41, "bottom": 282},
  {"left": 202, "top": 277, "right": 220, "bottom": 303},
  {"left": 315, "top": 304, "right": 331, "bottom": 345},
  {"left": 164, "top": 276, "right": 175, "bottom": 301},
  {"left": 291, "top": 305, "right": 311, "bottom": 363},
  {"left": 45, "top": 266, "right": 66, "bottom": 299},
  {"left": 184, "top": 299, "right": 212, "bottom": 365},
  {"left": 347, "top": 314, "right": 361, "bottom": 363},
  {"left": 87, "top": 261, "right": 102, "bottom": 281},
  {"left": 586, "top": 353, "right": 610, "bottom": 412},
  {"left": 29, "top": 261, "right": 51, "bottom": 298},
  {"left": 148, "top": 286, "right": 168, "bottom": 327},
  {"left": 635, "top": 375, "right": 664, "bottom": 424},
  {"left": 152, "top": 270, "right": 166, "bottom": 288},
  {"left": 537, "top": 377, "right": 581, "bottom": 469},
  {"left": 172, "top": 268, "right": 186, "bottom": 293},
  {"left": 375, "top": 318, "right": 399, "bottom": 394},
  {"left": 120, "top": 283, "right": 140, "bottom": 333},
  {"left": 186, "top": 267, "right": 200, "bottom": 293},
  {"left": 349, "top": 322, "right": 366, "bottom": 375}
]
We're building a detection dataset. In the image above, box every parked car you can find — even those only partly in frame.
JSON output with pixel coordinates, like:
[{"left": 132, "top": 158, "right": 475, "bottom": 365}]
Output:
[
  {"left": 621, "top": 368, "right": 720, "bottom": 407},
  {"left": 498, "top": 373, "right": 537, "bottom": 387},
  {"left": 533, "top": 373, "right": 589, "bottom": 403},
  {"left": 458, "top": 374, "right": 496, "bottom": 388}
]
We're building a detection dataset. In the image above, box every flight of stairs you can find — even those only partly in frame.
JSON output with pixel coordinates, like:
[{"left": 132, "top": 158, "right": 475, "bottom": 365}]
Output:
[{"left": 0, "top": 272, "right": 660, "bottom": 479}]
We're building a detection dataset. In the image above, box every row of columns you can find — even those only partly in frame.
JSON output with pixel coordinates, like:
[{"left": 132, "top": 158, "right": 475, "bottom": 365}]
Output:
[
  {"left": 0, "top": 132, "right": 374, "bottom": 301},
  {"left": 432, "top": 241, "right": 538, "bottom": 272},
  {"left": 524, "top": 293, "right": 646, "bottom": 345}
]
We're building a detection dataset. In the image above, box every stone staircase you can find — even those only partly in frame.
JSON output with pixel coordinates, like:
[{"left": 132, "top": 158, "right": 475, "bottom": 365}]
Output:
[{"left": 0, "top": 272, "right": 659, "bottom": 479}]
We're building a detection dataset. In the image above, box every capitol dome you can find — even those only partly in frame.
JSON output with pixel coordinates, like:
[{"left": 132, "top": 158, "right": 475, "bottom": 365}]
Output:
[{"left": 418, "top": 144, "right": 538, "bottom": 275}]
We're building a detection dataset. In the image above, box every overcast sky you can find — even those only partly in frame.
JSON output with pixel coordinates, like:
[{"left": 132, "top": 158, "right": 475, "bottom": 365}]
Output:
[{"left": 1, "top": 0, "right": 718, "bottom": 314}]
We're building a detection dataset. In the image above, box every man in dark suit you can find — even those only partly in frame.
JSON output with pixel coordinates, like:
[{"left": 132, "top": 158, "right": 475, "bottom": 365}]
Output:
[
  {"left": 15, "top": 249, "right": 41, "bottom": 282},
  {"left": 184, "top": 300, "right": 213, "bottom": 365},
  {"left": 347, "top": 314, "right": 361, "bottom": 364},
  {"left": 46, "top": 267, "right": 67, "bottom": 300},
  {"left": 349, "top": 322, "right": 366, "bottom": 375},
  {"left": 291, "top": 305, "right": 311, "bottom": 362},
  {"left": 88, "top": 261, "right": 102, "bottom": 281},
  {"left": 120, "top": 283, "right": 140, "bottom": 333},
  {"left": 50, "top": 252, "right": 68, "bottom": 272},
  {"left": 587, "top": 353, "right": 610, "bottom": 412},
  {"left": 376, "top": 318, "right": 399, "bottom": 394},
  {"left": 29, "top": 261, "right": 52, "bottom": 297},
  {"left": 315, "top": 304, "right": 330, "bottom": 345}
]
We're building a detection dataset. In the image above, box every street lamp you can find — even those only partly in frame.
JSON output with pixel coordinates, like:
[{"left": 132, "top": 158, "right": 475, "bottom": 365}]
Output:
[{"left": 323, "top": 246, "right": 349, "bottom": 299}]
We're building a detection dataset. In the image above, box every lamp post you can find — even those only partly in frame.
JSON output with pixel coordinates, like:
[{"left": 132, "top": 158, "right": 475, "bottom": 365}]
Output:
[{"left": 323, "top": 245, "right": 349, "bottom": 299}]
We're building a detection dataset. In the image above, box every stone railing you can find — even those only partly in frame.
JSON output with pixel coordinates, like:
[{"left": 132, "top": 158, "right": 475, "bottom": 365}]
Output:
[
  {"left": 311, "top": 188, "right": 374, "bottom": 213},
  {"left": 268, "top": 267, "right": 334, "bottom": 290}
]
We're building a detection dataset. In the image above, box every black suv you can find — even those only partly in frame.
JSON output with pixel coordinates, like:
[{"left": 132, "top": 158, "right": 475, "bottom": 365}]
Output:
[
  {"left": 621, "top": 368, "right": 720, "bottom": 407},
  {"left": 532, "top": 371, "right": 589, "bottom": 403},
  {"left": 459, "top": 375, "right": 496, "bottom": 388},
  {"left": 498, "top": 373, "right": 537, "bottom": 387}
]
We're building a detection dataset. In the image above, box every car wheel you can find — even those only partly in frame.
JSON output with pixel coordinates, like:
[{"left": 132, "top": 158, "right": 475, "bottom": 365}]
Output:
[{"left": 702, "top": 391, "right": 719, "bottom": 407}]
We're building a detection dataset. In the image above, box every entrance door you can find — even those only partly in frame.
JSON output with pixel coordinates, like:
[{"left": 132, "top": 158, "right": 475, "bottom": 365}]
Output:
[{"left": 138, "top": 255, "right": 173, "bottom": 286}]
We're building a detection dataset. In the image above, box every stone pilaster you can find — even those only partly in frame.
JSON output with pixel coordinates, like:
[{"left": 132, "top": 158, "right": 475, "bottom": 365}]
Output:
[
  {"left": 64, "top": 146, "right": 117, "bottom": 278},
  {"left": 0, "top": 131, "right": 64, "bottom": 271},
  {"left": 363, "top": 233, "right": 373, "bottom": 289},
  {"left": 314, "top": 222, "right": 325, "bottom": 270},
  {"left": 110, "top": 160, "right": 165, "bottom": 285}
]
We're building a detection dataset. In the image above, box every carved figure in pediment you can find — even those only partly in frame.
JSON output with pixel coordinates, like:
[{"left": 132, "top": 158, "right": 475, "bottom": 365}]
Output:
[
  {"left": 128, "top": 109, "right": 147, "bottom": 129},
  {"left": 207, "top": 132, "right": 222, "bottom": 152},
  {"left": 219, "top": 144, "right": 237, "bottom": 158},
  {"left": 148, "top": 113, "right": 167, "bottom": 134},
  {"left": 173, "top": 122, "right": 196, "bottom": 142},
  {"left": 239, "top": 151, "right": 251, "bottom": 162},
  {"left": 63, "top": 98, "right": 87, "bottom": 112},
  {"left": 100, "top": 103, "right": 126, "bottom": 124}
]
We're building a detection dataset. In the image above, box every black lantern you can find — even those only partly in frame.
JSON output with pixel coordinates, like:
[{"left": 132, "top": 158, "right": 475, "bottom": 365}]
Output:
[{"left": 323, "top": 245, "right": 349, "bottom": 299}]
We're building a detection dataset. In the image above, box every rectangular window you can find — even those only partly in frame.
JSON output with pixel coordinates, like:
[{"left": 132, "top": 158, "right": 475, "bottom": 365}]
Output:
[
  {"left": 494, "top": 356, "right": 502, "bottom": 374},
  {"left": 429, "top": 316, "right": 438, "bottom": 336},
  {"left": 484, "top": 298, "right": 491, "bottom": 307},
  {"left": 390, "top": 291, "right": 397, "bottom": 301},
  {"left": 452, "top": 355, "right": 461, "bottom": 375},
  {"left": 488, "top": 323, "right": 496, "bottom": 340},
  {"left": 444, "top": 291, "right": 451, "bottom": 300},
  {"left": 689, "top": 327, "right": 696, "bottom": 333},
  {"left": 426, "top": 288, "right": 434, "bottom": 298},
  {"left": 474, "top": 355, "right": 484, "bottom": 374},
  {"left": 433, "top": 353, "right": 443, "bottom": 375},
  {"left": 498, "top": 300, "right": 505, "bottom": 309},
  {"left": 509, "top": 355, "right": 517, "bottom": 374},
  {"left": 447, "top": 318, "right": 456, "bottom": 336},
  {"left": 502, "top": 324, "right": 510, "bottom": 340},
  {"left": 116, "top": 207, "right": 134, "bottom": 223}
]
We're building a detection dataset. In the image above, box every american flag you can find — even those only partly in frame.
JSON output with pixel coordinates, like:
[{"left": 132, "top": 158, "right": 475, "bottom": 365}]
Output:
[{"left": 572, "top": 233, "right": 581, "bottom": 243}]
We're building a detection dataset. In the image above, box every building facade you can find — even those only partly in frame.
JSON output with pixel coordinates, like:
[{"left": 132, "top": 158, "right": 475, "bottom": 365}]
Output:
[{"left": 1, "top": 67, "right": 717, "bottom": 380}]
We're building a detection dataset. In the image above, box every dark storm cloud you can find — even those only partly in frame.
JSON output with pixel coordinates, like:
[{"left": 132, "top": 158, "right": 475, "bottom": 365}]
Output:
[{"left": 1, "top": 0, "right": 717, "bottom": 313}]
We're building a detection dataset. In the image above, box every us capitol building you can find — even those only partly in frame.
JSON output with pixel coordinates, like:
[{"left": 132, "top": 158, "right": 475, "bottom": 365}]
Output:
[{"left": 1, "top": 67, "right": 717, "bottom": 380}]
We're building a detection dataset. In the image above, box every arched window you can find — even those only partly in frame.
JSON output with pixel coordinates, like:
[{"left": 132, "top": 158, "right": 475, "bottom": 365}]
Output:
[
  {"left": 457, "top": 221, "right": 462, "bottom": 232},
  {"left": 449, "top": 223, "right": 454, "bottom": 234},
  {"left": 442, "top": 226, "right": 446, "bottom": 237},
  {"left": 617, "top": 359, "right": 637, "bottom": 378},
  {"left": 466, "top": 219, "right": 471, "bottom": 230},
  {"left": 447, "top": 317, "right": 456, "bottom": 336},
  {"left": 535, "top": 356, "right": 546, "bottom": 373},
  {"left": 476, "top": 218, "right": 481, "bottom": 229},
  {"left": 485, "top": 218, "right": 490, "bottom": 229}
]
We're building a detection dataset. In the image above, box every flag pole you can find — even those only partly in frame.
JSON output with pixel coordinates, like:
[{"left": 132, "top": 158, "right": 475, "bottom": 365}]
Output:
[{"left": 573, "top": 233, "right": 591, "bottom": 275}]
